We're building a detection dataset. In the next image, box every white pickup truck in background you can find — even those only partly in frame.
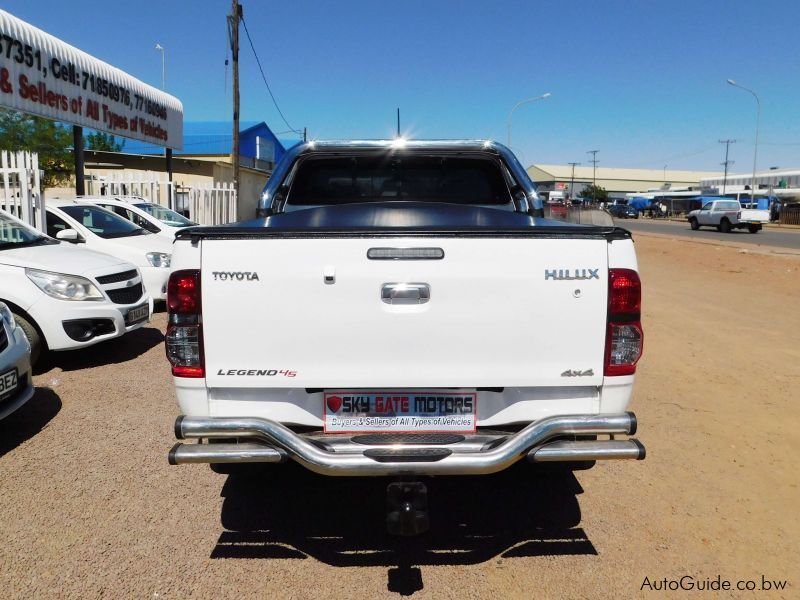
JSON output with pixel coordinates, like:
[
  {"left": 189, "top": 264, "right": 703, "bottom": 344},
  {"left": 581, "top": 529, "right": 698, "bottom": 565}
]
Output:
[
  {"left": 165, "top": 140, "right": 645, "bottom": 535},
  {"left": 687, "top": 199, "right": 769, "bottom": 233}
]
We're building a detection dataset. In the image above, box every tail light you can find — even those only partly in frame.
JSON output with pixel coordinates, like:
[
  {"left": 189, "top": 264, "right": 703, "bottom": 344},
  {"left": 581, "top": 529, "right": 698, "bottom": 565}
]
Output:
[
  {"left": 166, "top": 269, "right": 204, "bottom": 377},
  {"left": 604, "top": 268, "right": 643, "bottom": 376}
]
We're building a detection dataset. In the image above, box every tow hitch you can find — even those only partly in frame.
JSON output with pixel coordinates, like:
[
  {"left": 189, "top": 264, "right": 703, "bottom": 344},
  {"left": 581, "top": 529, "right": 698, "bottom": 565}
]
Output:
[{"left": 387, "top": 481, "right": 429, "bottom": 536}]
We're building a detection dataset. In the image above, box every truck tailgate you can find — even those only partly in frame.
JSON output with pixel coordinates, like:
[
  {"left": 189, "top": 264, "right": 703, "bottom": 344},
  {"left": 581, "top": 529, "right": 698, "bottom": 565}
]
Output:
[
  {"left": 201, "top": 237, "right": 608, "bottom": 389},
  {"left": 740, "top": 209, "right": 770, "bottom": 223}
]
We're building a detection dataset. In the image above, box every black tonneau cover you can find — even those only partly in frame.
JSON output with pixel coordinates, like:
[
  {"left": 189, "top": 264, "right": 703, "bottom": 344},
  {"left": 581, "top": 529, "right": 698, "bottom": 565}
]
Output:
[{"left": 176, "top": 202, "right": 631, "bottom": 240}]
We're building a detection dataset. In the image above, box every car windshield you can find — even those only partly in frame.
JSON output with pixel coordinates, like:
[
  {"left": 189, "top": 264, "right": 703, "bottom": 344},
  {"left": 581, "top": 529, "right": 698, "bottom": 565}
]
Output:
[
  {"left": 134, "top": 203, "right": 196, "bottom": 227},
  {"left": 287, "top": 154, "right": 513, "bottom": 206},
  {"left": 0, "top": 211, "right": 55, "bottom": 250},
  {"left": 59, "top": 205, "right": 146, "bottom": 239}
]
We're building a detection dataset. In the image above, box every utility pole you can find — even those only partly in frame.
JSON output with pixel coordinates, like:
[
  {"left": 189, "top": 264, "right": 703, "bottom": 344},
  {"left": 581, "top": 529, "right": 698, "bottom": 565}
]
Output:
[
  {"left": 303, "top": 127, "right": 307, "bottom": 142},
  {"left": 397, "top": 108, "right": 400, "bottom": 137},
  {"left": 587, "top": 150, "right": 599, "bottom": 203},
  {"left": 719, "top": 139, "right": 736, "bottom": 195},
  {"left": 73, "top": 126, "right": 85, "bottom": 196},
  {"left": 727, "top": 80, "right": 761, "bottom": 204},
  {"left": 230, "top": 0, "right": 241, "bottom": 198},
  {"left": 567, "top": 162, "right": 580, "bottom": 201}
]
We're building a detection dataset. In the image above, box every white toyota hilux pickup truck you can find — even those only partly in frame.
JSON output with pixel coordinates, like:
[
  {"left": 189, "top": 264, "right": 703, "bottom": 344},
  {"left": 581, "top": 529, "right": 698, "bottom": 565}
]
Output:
[{"left": 166, "top": 140, "right": 645, "bottom": 535}]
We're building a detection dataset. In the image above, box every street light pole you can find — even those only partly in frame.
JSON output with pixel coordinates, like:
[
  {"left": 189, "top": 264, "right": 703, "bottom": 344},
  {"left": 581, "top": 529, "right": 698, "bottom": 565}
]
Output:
[
  {"left": 507, "top": 92, "right": 551, "bottom": 148},
  {"left": 155, "top": 43, "right": 169, "bottom": 207},
  {"left": 727, "top": 79, "right": 761, "bottom": 205},
  {"left": 155, "top": 44, "right": 165, "bottom": 89}
]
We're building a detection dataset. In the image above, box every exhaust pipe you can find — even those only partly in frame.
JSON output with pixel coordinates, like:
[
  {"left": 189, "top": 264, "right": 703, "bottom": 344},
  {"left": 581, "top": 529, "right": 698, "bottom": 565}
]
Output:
[
  {"left": 169, "top": 442, "right": 286, "bottom": 465},
  {"left": 528, "top": 439, "right": 645, "bottom": 462}
]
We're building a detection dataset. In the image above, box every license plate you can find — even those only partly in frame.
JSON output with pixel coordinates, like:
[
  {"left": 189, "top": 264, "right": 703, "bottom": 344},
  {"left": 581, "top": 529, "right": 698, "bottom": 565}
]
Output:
[
  {"left": 0, "top": 368, "right": 18, "bottom": 401},
  {"left": 125, "top": 303, "right": 149, "bottom": 326},
  {"left": 323, "top": 391, "right": 477, "bottom": 433}
]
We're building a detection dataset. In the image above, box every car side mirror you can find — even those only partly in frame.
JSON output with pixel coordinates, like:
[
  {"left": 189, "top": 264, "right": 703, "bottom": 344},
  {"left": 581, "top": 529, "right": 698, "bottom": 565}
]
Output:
[
  {"left": 513, "top": 190, "right": 530, "bottom": 214},
  {"left": 56, "top": 229, "right": 83, "bottom": 243}
]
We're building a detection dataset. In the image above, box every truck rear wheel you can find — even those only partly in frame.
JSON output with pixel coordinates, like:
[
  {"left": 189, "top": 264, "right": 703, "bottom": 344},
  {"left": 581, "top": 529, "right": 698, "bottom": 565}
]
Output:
[
  {"left": 689, "top": 218, "right": 700, "bottom": 230},
  {"left": 720, "top": 218, "right": 732, "bottom": 233},
  {"left": 748, "top": 224, "right": 761, "bottom": 233}
]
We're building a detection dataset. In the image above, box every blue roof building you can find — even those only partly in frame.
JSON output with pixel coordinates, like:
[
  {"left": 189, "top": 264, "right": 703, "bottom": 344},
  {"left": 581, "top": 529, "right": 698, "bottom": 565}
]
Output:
[{"left": 115, "top": 121, "right": 301, "bottom": 170}]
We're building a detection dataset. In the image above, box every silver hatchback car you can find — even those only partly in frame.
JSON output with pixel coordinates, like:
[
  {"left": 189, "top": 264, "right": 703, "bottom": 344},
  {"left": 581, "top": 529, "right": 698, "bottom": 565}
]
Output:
[{"left": 0, "top": 301, "right": 35, "bottom": 420}]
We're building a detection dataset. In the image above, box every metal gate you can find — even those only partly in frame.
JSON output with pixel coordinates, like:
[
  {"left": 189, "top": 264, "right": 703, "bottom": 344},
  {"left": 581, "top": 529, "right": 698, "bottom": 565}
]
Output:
[
  {"left": 0, "top": 150, "right": 44, "bottom": 231},
  {"left": 86, "top": 174, "right": 236, "bottom": 226}
]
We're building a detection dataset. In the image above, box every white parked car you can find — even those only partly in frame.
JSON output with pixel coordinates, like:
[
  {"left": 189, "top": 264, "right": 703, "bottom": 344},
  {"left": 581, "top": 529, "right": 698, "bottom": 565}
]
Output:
[
  {"left": 0, "top": 301, "right": 34, "bottom": 420},
  {"left": 0, "top": 209, "right": 153, "bottom": 364},
  {"left": 75, "top": 196, "right": 197, "bottom": 241},
  {"left": 45, "top": 199, "right": 173, "bottom": 300}
]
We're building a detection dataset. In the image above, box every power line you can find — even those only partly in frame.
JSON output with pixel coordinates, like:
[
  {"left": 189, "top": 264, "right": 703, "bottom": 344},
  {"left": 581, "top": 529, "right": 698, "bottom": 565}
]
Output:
[
  {"left": 625, "top": 144, "right": 719, "bottom": 168},
  {"left": 240, "top": 15, "right": 302, "bottom": 136}
]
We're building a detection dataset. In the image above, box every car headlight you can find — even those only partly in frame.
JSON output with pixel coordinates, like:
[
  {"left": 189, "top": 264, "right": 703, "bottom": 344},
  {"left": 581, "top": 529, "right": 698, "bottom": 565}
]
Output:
[
  {"left": 0, "top": 301, "right": 16, "bottom": 329},
  {"left": 146, "top": 252, "right": 171, "bottom": 268},
  {"left": 25, "top": 268, "right": 104, "bottom": 301}
]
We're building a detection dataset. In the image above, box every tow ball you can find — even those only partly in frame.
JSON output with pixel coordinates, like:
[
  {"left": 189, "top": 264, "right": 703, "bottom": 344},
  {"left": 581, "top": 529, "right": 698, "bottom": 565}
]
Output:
[{"left": 386, "top": 481, "right": 429, "bottom": 536}]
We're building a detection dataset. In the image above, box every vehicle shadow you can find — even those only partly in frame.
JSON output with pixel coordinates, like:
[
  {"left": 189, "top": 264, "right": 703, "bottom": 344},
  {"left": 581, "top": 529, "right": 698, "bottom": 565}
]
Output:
[
  {"left": 36, "top": 325, "right": 164, "bottom": 374},
  {"left": 0, "top": 387, "right": 62, "bottom": 457},
  {"left": 212, "top": 462, "right": 595, "bottom": 595}
]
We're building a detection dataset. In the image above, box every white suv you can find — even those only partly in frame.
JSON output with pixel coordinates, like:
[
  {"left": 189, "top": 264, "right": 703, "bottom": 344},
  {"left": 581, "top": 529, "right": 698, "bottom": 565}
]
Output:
[
  {"left": 45, "top": 199, "right": 173, "bottom": 300},
  {"left": 0, "top": 209, "right": 153, "bottom": 364}
]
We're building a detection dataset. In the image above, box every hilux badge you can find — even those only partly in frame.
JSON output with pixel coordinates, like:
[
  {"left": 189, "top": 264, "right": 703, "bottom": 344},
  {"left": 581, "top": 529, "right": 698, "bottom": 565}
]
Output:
[{"left": 545, "top": 269, "right": 599, "bottom": 281}]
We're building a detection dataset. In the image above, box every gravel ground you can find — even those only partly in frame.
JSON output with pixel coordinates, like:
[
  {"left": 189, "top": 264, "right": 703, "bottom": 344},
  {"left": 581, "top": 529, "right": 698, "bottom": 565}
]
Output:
[{"left": 1, "top": 234, "right": 797, "bottom": 598}]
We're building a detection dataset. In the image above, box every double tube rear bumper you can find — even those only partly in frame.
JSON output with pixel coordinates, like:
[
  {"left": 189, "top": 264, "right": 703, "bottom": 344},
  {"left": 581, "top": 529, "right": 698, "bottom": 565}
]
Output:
[{"left": 169, "top": 412, "right": 644, "bottom": 476}]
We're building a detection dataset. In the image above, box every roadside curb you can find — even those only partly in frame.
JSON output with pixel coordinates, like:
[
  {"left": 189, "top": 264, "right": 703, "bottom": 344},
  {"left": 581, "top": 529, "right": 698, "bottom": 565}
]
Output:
[
  {"left": 662, "top": 217, "right": 800, "bottom": 231},
  {"left": 631, "top": 230, "right": 800, "bottom": 258}
]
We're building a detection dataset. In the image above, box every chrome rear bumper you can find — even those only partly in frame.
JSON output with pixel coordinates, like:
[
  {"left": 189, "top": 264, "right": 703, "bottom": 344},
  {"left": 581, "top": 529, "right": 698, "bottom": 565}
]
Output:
[{"left": 169, "top": 412, "right": 644, "bottom": 476}]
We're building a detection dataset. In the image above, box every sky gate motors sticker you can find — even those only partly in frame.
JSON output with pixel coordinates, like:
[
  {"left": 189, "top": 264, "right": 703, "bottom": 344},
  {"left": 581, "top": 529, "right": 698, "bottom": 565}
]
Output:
[{"left": 323, "top": 392, "right": 477, "bottom": 433}]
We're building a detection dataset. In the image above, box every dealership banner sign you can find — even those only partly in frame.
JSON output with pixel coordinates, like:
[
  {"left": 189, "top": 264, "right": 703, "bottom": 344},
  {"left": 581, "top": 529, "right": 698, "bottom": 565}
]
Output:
[{"left": 0, "top": 9, "right": 183, "bottom": 149}]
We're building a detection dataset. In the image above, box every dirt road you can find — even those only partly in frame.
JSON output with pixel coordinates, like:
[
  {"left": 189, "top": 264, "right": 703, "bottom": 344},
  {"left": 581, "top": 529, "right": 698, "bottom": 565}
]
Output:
[{"left": 1, "top": 234, "right": 797, "bottom": 598}]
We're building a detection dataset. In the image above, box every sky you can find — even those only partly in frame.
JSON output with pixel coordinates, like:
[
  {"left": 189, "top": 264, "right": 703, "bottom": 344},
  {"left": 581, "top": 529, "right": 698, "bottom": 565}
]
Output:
[{"left": 3, "top": 0, "right": 799, "bottom": 172}]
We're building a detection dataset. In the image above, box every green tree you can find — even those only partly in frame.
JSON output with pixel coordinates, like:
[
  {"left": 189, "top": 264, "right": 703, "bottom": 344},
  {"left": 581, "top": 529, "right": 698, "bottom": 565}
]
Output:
[
  {"left": 0, "top": 108, "right": 74, "bottom": 186},
  {"left": 86, "top": 131, "right": 124, "bottom": 152},
  {"left": 578, "top": 183, "right": 609, "bottom": 203}
]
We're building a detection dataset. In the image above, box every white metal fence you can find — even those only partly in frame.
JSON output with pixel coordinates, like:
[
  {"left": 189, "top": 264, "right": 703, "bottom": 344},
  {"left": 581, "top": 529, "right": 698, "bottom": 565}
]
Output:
[
  {"left": 1, "top": 158, "right": 238, "bottom": 228},
  {"left": 187, "top": 182, "right": 237, "bottom": 226},
  {"left": 0, "top": 150, "right": 44, "bottom": 231},
  {"left": 86, "top": 172, "right": 175, "bottom": 209},
  {"left": 87, "top": 173, "right": 237, "bottom": 226}
]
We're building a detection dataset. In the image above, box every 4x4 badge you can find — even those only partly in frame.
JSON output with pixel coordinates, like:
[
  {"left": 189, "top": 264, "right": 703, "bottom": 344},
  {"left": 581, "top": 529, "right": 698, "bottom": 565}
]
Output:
[{"left": 561, "top": 369, "right": 594, "bottom": 377}]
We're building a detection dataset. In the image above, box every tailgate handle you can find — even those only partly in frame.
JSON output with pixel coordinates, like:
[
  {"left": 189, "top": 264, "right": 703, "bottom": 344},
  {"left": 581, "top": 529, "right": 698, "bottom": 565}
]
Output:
[{"left": 381, "top": 283, "right": 430, "bottom": 305}]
